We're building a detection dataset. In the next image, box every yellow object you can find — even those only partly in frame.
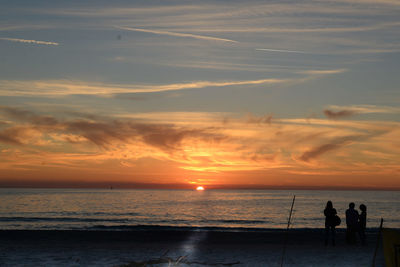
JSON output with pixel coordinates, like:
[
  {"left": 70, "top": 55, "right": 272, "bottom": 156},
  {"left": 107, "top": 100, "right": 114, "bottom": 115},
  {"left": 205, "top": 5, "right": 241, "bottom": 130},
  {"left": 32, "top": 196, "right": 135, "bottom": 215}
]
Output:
[{"left": 382, "top": 228, "right": 400, "bottom": 267}]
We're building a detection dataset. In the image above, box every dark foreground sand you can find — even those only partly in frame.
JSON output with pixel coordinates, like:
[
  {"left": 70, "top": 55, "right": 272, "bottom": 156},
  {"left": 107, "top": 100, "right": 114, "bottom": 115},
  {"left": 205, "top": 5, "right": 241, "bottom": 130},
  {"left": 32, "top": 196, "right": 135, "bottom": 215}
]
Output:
[{"left": 0, "top": 228, "right": 384, "bottom": 266}]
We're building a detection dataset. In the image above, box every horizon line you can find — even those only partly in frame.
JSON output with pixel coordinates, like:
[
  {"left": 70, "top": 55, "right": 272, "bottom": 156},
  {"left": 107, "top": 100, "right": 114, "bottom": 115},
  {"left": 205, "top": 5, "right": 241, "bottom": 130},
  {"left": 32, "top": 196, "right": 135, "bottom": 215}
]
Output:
[{"left": 0, "top": 182, "right": 399, "bottom": 191}]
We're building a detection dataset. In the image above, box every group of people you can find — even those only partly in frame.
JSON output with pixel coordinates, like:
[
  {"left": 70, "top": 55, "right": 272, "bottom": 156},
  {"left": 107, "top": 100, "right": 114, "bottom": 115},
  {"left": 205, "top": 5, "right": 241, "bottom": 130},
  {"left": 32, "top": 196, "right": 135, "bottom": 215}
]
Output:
[{"left": 324, "top": 201, "right": 367, "bottom": 246}]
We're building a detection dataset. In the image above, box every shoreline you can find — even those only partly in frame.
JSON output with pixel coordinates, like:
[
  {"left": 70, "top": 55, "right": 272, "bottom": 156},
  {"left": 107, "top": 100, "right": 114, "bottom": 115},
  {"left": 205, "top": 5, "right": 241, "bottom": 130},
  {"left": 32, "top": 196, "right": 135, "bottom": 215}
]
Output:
[
  {"left": 0, "top": 228, "right": 385, "bottom": 266},
  {"left": 0, "top": 225, "right": 389, "bottom": 233},
  {"left": 0, "top": 227, "right": 387, "bottom": 245}
]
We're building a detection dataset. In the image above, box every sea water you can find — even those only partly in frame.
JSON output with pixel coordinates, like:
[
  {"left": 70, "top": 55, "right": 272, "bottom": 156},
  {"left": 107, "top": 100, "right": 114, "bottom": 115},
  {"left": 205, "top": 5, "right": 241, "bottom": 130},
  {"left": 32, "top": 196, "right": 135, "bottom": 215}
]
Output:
[{"left": 1, "top": 188, "right": 399, "bottom": 230}]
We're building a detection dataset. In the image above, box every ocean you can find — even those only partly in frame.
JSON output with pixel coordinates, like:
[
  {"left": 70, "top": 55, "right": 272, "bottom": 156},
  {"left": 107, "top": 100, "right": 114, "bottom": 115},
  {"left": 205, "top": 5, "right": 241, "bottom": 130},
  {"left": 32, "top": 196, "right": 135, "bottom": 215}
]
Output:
[{"left": 1, "top": 188, "right": 399, "bottom": 230}]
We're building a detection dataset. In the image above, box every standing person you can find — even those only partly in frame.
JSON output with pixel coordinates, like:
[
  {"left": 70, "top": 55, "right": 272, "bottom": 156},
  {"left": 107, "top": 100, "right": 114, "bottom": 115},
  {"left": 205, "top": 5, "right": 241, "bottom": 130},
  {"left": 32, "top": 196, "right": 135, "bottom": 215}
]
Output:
[
  {"left": 324, "top": 201, "right": 337, "bottom": 246},
  {"left": 345, "top": 202, "right": 359, "bottom": 244},
  {"left": 359, "top": 204, "right": 367, "bottom": 245}
]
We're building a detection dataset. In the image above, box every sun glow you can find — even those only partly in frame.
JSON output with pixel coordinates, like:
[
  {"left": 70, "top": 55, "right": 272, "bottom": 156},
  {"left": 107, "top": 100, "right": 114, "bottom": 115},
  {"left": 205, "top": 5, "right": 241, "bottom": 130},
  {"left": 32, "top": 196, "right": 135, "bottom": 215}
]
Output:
[{"left": 196, "top": 186, "right": 205, "bottom": 191}]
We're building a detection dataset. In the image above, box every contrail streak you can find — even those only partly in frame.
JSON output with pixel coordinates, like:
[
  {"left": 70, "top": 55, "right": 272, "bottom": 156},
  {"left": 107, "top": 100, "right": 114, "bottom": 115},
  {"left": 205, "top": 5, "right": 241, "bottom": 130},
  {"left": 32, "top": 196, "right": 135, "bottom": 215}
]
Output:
[
  {"left": 256, "top": 48, "right": 306, "bottom": 54},
  {"left": 0, "top": 37, "right": 59, "bottom": 46},
  {"left": 115, "top": 26, "right": 238, "bottom": 43}
]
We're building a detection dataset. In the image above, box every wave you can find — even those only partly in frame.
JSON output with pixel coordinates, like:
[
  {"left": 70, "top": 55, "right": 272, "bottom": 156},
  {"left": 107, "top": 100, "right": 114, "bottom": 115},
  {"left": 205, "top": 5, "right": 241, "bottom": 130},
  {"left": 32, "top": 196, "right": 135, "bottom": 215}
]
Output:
[
  {"left": 0, "top": 217, "right": 269, "bottom": 225},
  {"left": 1, "top": 216, "right": 399, "bottom": 231},
  {"left": 85, "top": 224, "right": 391, "bottom": 232},
  {"left": 6, "top": 211, "right": 141, "bottom": 216},
  {"left": 86, "top": 224, "right": 284, "bottom": 232},
  {"left": 0, "top": 217, "right": 130, "bottom": 223},
  {"left": 1, "top": 216, "right": 399, "bottom": 224}
]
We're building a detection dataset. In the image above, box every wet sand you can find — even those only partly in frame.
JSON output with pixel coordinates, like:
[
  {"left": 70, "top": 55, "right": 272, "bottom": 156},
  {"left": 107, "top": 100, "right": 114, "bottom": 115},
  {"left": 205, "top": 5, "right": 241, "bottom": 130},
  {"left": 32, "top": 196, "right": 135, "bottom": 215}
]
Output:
[{"left": 0, "top": 228, "right": 384, "bottom": 266}]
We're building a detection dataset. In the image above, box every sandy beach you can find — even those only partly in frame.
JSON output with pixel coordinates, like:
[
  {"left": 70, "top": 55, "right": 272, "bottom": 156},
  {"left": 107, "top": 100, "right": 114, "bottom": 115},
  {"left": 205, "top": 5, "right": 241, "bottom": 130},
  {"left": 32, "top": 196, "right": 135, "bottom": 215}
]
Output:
[{"left": 0, "top": 228, "right": 385, "bottom": 266}]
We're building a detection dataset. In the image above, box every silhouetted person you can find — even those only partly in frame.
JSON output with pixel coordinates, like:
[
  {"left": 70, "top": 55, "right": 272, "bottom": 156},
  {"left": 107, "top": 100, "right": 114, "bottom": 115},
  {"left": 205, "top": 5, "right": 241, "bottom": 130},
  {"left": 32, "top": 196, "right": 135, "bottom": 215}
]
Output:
[
  {"left": 359, "top": 204, "right": 367, "bottom": 245},
  {"left": 346, "top": 202, "right": 359, "bottom": 244},
  {"left": 324, "top": 201, "right": 337, "bottom": 246}
]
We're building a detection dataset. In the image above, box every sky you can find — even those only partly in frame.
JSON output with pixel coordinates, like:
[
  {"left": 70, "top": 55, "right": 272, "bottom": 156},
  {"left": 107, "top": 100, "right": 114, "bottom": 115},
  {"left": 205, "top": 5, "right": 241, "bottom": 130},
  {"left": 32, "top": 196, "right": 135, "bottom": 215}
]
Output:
[{"left": 0, "top": 0, "right": 399, "bottom": 190}]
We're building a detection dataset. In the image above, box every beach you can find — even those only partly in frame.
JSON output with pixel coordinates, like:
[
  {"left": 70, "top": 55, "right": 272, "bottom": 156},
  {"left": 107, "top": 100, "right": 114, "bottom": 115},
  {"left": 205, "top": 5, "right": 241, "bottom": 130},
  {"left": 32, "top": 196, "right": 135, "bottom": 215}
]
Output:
[
  {"left": 0, "top": 189, "right": 394, "bottom": 266},
  {"left": 0, "top": 228, "right": 384, "bottom": 266}
]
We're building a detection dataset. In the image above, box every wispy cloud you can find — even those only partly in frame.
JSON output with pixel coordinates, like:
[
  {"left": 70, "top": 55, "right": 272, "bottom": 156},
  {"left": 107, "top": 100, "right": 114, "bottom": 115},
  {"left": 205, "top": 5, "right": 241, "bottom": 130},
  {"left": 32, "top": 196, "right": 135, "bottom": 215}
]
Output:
[
  {"left": 0, "top": 37, "right": 59, "bottom": 46},
  {"left": 336, "top": 0, "right": 400, "bottom": 7},
  {"left": 0, "top": 78, "right": 287, "bottom": 96},
  {"left": 38, "top": 5, "right": 207, "bottom": 17},
  {"left": 299, "top": 69, "right": 347, "bottom": 75},
  {"left": 323, "top": 105, "right": 400, "bottom": 119},
  {"left": 189, "top": 22, "right": 400, "bottom": 34},
  {"left": 324, "top": 109, "right": 356, "bottom": 119},
  {"left": 0, "top": 106, "right": 226, "bottom": 153},
  {"left": 115, "top": 26, "right": 238, "bottom": 43},
  {"left": 0, "top": 25, "right": 53, "bottom": 31},
  {"left": 299, "top": 135, "right": 362, "bottom": 162},
  {"left": 327, "top": 105, "right": 400, "bottom": 114},
  {"left": 0, "top": 126, "right": 44, "bottom": 146},
  {"left": 255, "top": 48, "right": 307, "bottom": 54},
  {"left": 0, "top": 68, "right": 350, "bottom": 97},
  {"left": 245, "top": 113, "right": 273, "bottom": 124},
  {"left": 154, "top": 60, "right": 301, "bottom": 72},
  {"left": 0, "top": 107, "right": 399, "bottom": 181}
]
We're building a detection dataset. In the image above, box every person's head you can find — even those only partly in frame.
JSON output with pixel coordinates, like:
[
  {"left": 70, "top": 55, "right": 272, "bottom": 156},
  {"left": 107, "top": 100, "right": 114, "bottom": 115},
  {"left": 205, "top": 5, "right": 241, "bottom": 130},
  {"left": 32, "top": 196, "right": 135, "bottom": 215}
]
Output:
[
  {"left": 360, "top": 204, "right": 366, "bottom": 212},
  {"left": 326, "top": 201, "right": 333, "bottom": 209},
  {"left": 349, "top": 202, "right": 355, "bottom": 209}
]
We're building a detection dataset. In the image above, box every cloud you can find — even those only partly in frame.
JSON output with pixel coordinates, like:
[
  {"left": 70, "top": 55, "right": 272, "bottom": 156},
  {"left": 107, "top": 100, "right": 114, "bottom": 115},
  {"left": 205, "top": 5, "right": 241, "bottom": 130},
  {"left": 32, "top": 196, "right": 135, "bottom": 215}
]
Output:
[
  {"left": 255, "top": 48, "right": 307, "bottom": 54},
  {"left": 336, "top": 0, "right": 400, "bottom": 7},
  {"left": 66, "top": 120, "right": 228, "bottom": 153},
  {"left": 299, "top": 143, "right": 340, "bottom": 162},
  {"left": 0, "top": 106, "right": 398, "bottom": 177},
  {"left": 0, "top": 106, "right": 226, "bottom": 152},
  {"left": 0, "top": 106, "right": 58, "bottom": 125},
  {"left": 327, "top": 105, "right": 400, "bottom": 114},
  {"left": 64, "top": 120, "right": 222, "bottom": 151},
  {"left": 0, "top": 37, "right": 59, "bottom": 46},
  {"left": 37, "top": 1, "right": 400, "bottom": 22},
  {"left": 0, "top": 127, "right": 25, "bottom": 145},
  {"left": 155, "top": 60, "right": 300, "bottom": 72},
  {"left": 324, "top": 109, "right": 357, "bottom": 119},
  {"left": 115, "top": 26, "right": 238, "bottom": 43},
  {"left": 189, "top": 22, "right": 400, "bottom": 34},
  {"left": 298, "top": 127, "right": 391, "bottom": 163},
  {"left": 39, "top": 5, "right": 207, "bottom": 17},
  {"left": 300, "top": 69, "right": 347, "bottom": 75},
  {"left": 323, "top": 104, "right": 400, "bottom": 119},
  {"left": 299, "top": 135, "right": 364, "bottom": 162},
  {"left": 0, "top": 78, "right": 287, "bottom": 96},
  {"left": 0, "top": 126, "right": 43, "bottom": 145},
  {"left": 246, "top": 113, "right": 273, "bottom": 124},
  {"left": 0, "top": 25, "right": 53, "bottom": 31}
]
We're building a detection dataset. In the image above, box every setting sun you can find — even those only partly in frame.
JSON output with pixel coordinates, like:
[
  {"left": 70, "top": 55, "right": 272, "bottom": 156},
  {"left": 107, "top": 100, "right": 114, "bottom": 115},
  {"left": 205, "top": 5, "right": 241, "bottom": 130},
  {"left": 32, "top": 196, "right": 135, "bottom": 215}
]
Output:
[{"left": 196, "top": 186, "right": 205, "bottom": 191}]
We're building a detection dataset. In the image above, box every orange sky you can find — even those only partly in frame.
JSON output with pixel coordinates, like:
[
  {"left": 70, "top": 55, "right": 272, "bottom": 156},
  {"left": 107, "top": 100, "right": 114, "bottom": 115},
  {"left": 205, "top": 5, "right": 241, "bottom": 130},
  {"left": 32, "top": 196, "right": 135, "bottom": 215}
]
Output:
[
  {"left": 1, "top": 1, "right": 400, "bottom": 190},
  {"left": 0, "top": 108, "right": 399, "bottom": 189}
]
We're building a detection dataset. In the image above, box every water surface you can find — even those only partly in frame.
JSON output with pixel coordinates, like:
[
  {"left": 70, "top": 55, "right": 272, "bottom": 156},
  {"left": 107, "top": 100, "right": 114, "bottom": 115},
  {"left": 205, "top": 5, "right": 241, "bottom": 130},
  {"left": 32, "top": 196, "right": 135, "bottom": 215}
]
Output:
[{"left": 1, "top": 189, "right": 399, "bottom": 230}]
